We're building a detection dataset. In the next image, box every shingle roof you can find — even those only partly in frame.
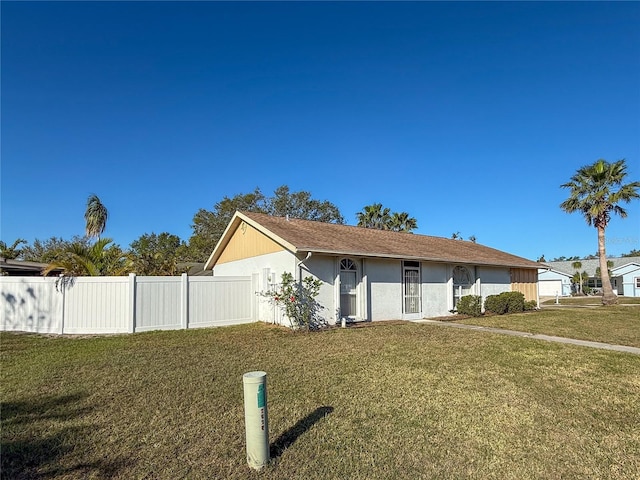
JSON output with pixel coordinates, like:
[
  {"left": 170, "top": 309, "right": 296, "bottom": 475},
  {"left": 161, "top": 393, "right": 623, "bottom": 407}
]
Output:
[
  {"left": 543, "top": 257, "right": 640, "bottom": 276},
  {"left": 206, "top": 211, "right": 541, "bottom": 270}
]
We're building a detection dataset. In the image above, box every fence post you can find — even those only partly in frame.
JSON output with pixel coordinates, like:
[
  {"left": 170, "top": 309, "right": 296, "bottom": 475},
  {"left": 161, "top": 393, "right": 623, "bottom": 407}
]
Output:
[
  {"left": 59, "top": 278, "right": 65, "bottom": 335},
  {"left": 181, "top": 273, "right": 189, "bottom": 329},
  {"left": 128, "top": 273, "right": 136, "bottom": 333}
]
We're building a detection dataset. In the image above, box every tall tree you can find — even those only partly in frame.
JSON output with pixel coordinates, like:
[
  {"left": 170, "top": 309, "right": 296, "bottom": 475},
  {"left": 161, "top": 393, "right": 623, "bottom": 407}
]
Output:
[
  {"left": 388, "top": 212, "right": 418, "bottom": 233},
  {"left": 129, "top": 232, "right": 185, "bottom": 275},
  {"left": 560, "top": 159, "right": 640, "bottom": 305},
  {"left": 356, "top": 203, "right": 391, "bottom": 230},
  {"left": 0, "top": 239, "right": 27, "bottom": 259},
  {"left": 571, "top": 261, "right": 583, "bottom": 294},
  {"left": 21, "top": 236, "right": 91, "bottom": 263},
  {"left": 266, "top": 186, "right": 344, "bottom": 224},
  {"left": 186, "top": 186, "right": 344, "bottom": 262},
  {"left": 85, "top": 194, "right": 109, "bottom": 240}
]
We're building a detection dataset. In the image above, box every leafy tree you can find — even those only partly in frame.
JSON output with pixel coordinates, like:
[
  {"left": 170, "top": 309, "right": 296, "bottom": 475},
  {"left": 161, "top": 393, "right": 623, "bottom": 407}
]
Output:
[
  {"left": 21, "top": 236, "right": 91, "bottom": 263},
  {"left": 356, "top": 204, "right": 418, "bottom": 232},
  {"left": 266, "top": 186, "right": 345, "bottom": 224},
  {"left": 622, "top": 249, "right": 640, "bottom": 257},
  {"left": 85, "top": 194, "right": 109, "bottom": 240},
  {"left": 560, "top": 159, "right": 640, "bottom": 305},
  {"left": 43, "top": 238, "right": 131, "bottom": 277},
  {"left": 469, "top": 235, "right": 477, "bottom": 243},
  {"left": 0, "top": 239, "right": 27, "bottom": 259},
  {"left": 187, "top": 186, "right": 344, "bottom": 262},
  {"left": 129, "top": 232, "right": 186, "bottom": 275},
  {"left": 537, "top": 255, "right": 546, "bottom": 262}
]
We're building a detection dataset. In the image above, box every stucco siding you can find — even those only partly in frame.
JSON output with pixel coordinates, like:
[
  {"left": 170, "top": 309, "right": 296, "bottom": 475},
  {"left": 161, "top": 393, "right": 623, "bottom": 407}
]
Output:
[
  {"left": 422, "top": 263, "right": 450, "bottom": 318},
  {"left": 478, "top": 266, "right": 511, "bottom": 300},
  {"left": 300, "top": 255, "right": 336, "bottom": 324},
  {"left": 366, "top": 258, "right": 402, "bottom": 321}
]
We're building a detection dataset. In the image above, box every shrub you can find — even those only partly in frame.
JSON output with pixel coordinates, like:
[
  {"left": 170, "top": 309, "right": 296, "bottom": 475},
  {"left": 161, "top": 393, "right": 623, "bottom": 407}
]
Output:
[
  {"left": 456, "top": 295, "right": 483, "bottom": 317},
  {"left": 262, "top": 272, "right": 326, "bottom": 330},
  {"left": 524, "top": 300, "right": 538, "bottom": 311},
  {"left": 484, "top": 292, "right": 526, "bottom": 315}
]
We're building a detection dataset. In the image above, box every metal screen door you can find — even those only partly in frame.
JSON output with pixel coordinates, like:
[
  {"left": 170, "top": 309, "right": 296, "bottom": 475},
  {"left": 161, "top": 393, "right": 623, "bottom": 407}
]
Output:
[{"left": 403, "top": 264, "right": 421, "bottom": 314}]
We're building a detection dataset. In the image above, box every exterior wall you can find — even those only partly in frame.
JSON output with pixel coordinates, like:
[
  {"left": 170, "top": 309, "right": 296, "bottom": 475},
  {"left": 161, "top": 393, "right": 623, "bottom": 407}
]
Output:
[
  {"left": 366, "top": 258, "right": 403, "bottom": 321},
  {"left": 217, "top": 221, "right": 284, "bottom": 265},
  {"left": 510, "top": 268, "right": 539, "bottom": 302},
  {"left": 301, "top": 255, "right": 337, "bottom": 324},
  {"left": 422, "top": 263, "right": 450, "bottom": 318},
  {"left": 611, "top": 264, "right": 640, "bottom": 297},
  {"left": 477, "top": 266, "right": 511, "bottom": 303},
  {"left": 213, "top": 250, "right": 296, "bottom": 325}
]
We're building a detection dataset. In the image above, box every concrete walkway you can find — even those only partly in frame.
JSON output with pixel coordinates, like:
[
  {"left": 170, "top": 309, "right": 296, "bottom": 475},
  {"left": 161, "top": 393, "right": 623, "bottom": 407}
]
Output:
[{"left": 417, "top": 319, "right": 640, "bottom": 355}]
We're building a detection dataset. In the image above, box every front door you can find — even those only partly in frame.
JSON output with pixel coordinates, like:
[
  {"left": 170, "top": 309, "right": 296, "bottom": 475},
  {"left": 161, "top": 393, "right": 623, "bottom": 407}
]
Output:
[
  {"left": 403, "top": 261, "right": 421, "bottom": 316},
  {"left": 340, "top": 259, "right": 357, "bottom": 318}
]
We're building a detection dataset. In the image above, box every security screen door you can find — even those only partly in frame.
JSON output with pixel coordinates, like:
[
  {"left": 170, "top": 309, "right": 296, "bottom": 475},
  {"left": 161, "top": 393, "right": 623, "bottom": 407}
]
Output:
[{"left": 403, "top": 262, "right": 421, "bottom": 314}]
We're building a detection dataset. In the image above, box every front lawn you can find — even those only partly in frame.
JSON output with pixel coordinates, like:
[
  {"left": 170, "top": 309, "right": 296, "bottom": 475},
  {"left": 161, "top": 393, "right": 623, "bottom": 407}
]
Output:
[
  {"left": 2, "top": 322, "right": 639, "bottom": 479},
  {"left": 456, "top": 305, "right": 640, "bottom": 347}
]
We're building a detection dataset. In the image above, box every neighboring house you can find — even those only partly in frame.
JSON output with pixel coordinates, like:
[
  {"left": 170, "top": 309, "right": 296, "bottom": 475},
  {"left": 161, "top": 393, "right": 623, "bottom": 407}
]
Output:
[
  {"left": 538, "top": 268, "right": 573, "bottom": 297},
  {"left": 0, "top": 258, "right": 62, "bottom": 276},
  {"left": 611, "top": 262, "right": 640, "bottom": 297},
  {"left": 543, "top": 256, "right": 640, "bottom": 297},
  {"left": 204, "top": 212, "right": 540, "bottom": 325}
]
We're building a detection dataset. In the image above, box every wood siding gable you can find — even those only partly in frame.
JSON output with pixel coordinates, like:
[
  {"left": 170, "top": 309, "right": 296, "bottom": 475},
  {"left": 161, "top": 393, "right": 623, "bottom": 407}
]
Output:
[
  {"left": 510, "top": 268, "right": 538, "bottom": 301},
  {"left": 217, "top": 221, "right": 285, "bottom": 265}
]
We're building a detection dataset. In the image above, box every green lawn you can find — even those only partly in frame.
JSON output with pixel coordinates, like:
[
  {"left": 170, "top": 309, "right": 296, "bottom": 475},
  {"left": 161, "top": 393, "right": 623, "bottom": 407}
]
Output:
[
  {"left": 541, "top": 296, "right": 640, "bottom": 306},
  {"left": 2, "top": 320, "right": 639, "bottom": 479},
  {"left": 457, "top": 305, "right": 640, "bottom": 348}
]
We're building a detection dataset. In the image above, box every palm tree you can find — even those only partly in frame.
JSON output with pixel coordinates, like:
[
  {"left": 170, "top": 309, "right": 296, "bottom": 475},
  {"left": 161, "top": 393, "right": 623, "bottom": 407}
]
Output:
[
  {"left": 571, "top": 261, "right": 583, "bottom": 294},
  {"left": 43, "top": 238, "right": 130, "bottom": 277},
  {"left": 85, "top": 194, "right": 108, "bottom": 240},
  {"left": 388, "top": 212, "right": 418, "bottom": 233},
  {"left": 560, "top": 159, "right": 640, "bottom": 305},
  {"left": 356, "top": 203, "right": 391, "bottom": 230}
]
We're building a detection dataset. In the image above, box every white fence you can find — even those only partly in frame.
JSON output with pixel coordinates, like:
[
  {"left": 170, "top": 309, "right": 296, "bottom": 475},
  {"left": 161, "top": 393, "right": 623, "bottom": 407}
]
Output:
[{"left": 0, "top": 274, "right": 257, "bottom": 335}]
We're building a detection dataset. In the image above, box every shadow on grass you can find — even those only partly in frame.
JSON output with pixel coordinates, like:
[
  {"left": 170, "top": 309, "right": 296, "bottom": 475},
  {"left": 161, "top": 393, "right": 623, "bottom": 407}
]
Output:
[
  {"left": 270, "top": 406, "right": 334, "bottom": 459},
  {"left": 1, "top": 392, "right": 132, "bottom": 479}
]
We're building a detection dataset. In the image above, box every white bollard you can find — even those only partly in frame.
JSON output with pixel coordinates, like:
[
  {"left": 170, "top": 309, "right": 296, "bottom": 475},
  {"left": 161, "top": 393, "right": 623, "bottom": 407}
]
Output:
[{"left": 242, "top": 371, "right": 269, "bottom": 470}]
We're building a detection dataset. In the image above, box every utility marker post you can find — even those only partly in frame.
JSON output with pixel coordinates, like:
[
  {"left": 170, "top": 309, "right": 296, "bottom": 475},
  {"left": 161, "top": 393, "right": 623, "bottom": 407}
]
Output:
[{"left": 242, "top": 371, "right": 269, "bottom": 469}]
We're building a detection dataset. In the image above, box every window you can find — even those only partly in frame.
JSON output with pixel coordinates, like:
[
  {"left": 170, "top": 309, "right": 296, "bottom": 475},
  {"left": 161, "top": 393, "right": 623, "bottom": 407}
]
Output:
[
  {"left": 452, "top": 266, "right": 473, "bottom": 309},
  {"left": 635, "top": 277, "right": 640, "bottom": 289}
]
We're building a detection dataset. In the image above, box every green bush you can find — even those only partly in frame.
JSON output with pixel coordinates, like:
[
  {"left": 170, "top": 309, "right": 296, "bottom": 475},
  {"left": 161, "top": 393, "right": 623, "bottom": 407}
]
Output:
[
  {"left": 524, "top": 300, "right": 538, "bottom": 311},
  {"left": 484, "top": 292, "right": 526, "bottom": 315},
  {"left": 456, "top": 295, "right": 483, "bottom": 317}
]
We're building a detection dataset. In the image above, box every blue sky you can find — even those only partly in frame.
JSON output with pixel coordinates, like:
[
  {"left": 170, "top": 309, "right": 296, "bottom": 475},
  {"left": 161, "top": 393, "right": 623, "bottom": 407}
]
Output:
[{"left": 2, "top": 1, "right": 639, "bottom": 261}]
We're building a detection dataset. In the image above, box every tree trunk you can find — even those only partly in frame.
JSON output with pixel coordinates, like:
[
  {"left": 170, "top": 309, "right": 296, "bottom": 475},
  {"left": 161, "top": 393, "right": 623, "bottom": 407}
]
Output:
[{"left": 597, "top": 226, "right": 617, "bottom": 305}]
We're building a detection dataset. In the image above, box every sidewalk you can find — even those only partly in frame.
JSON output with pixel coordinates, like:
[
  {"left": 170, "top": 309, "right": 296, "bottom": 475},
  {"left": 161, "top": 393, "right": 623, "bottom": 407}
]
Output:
[{"left": 417, "top": 319, "right": 640, "bottom": 355}]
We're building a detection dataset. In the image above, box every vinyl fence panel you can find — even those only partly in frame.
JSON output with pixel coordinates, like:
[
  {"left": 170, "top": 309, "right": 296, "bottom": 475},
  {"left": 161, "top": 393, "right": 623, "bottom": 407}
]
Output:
[
  {"left": 189, "top": 276, "right": 254, "bottom": 328},
  {"left": 1, "top": 274, "right": 257, "bottom": 335},
  {"left": 63, "top": 277, "right": 131, "bottom": 334},
  {"left": 135, "top": 276, "right": 183, "bottom": 332},
  {"left": 0, "top": 277, "right": 62, "bottom": 333}
]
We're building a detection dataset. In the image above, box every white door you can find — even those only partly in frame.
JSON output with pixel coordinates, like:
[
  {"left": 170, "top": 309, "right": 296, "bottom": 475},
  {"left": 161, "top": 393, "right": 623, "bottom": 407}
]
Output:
[
  {"left": 340, "top": 259, "right": 358, "bottom": 318},
  {"left": 539, "top": 280, "right": 562, "bottom": 296}
]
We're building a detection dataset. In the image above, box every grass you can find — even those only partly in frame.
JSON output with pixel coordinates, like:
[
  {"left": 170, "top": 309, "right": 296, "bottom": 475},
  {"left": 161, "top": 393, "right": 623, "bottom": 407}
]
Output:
[
  {"left": 456, "top": 305, "right": 640, "bottom": 348},
  {"left": 2, "top": 319, "right": 639, "bottom": 479},
  {"left": 541, "top": 296, "right": 640, "bottom": 306}
]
